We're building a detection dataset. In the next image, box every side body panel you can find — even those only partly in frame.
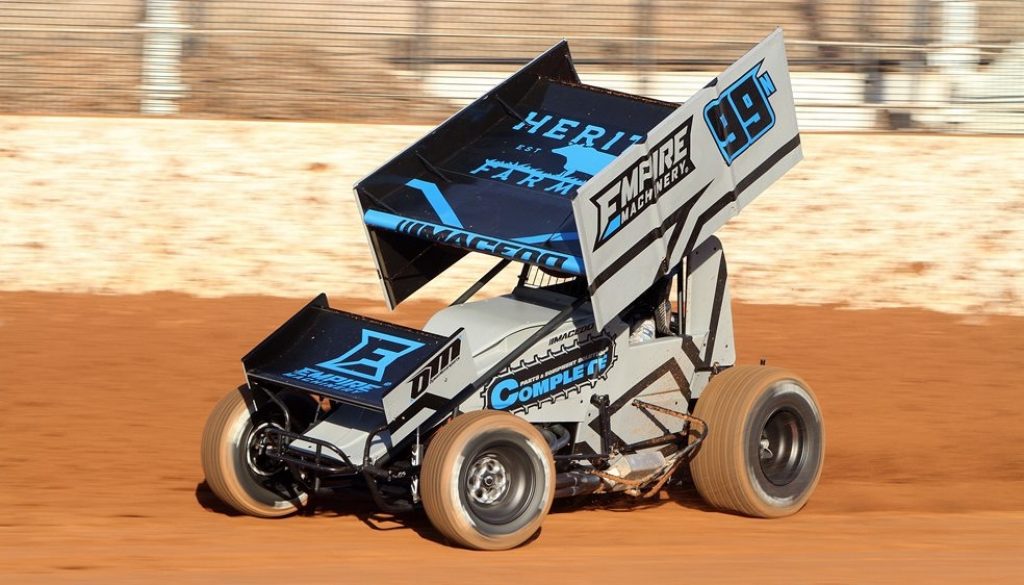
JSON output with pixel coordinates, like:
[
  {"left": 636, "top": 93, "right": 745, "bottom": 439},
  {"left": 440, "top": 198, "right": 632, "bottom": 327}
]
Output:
[
  {"left": 420, "top": 235, "right": 737, "bottom": 455},
  {"left": 683, "top": 236, "right": 736, "bottom": 399},
  {"left": 426, "top": 292, "right": 709, "bottom": 456},
  {"left": 382, "top": 331, "right": 478, "bottom": 445}
]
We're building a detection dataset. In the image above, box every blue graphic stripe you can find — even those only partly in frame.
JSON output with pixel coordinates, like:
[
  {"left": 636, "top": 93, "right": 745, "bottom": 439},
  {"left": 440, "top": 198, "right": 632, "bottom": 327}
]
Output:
[
  {"left": 601, "top": 215, "right": 622, "bottom": 240},
  {"left": 512, "top": 232, "right": 580, "bottom": 245},
  {"left": 365, "top": 210, "right": 584, "bottom": 275},
  {"left": 407, "top": 179, "right": 463, "bottom": 228}
]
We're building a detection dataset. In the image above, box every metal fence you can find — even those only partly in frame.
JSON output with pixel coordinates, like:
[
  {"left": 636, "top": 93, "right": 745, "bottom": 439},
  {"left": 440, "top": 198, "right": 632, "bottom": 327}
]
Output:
[{"left": 1, "top": 1, "right": 1022, "bottom": 132}]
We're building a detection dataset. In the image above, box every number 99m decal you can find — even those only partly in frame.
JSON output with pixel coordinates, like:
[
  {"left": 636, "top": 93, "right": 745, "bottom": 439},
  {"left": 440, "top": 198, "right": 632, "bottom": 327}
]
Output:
[{"left": 703, "top": 62, "right": 777, "bottom": 165}]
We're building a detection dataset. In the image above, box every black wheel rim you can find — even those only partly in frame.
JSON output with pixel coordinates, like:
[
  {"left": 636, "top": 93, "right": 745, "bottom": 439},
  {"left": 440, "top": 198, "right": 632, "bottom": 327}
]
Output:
[
  {"left": 462, "top": 441, "right": 536, "bottom": 528},
  {"left": 758, "top": 407, "right": 805, "bottom": 486},
  {"left": 237, "top": 415, "right": 304, "bottom": 503},
  {"left": 245, "top": 421, "right": 287, "bottom": 478}
]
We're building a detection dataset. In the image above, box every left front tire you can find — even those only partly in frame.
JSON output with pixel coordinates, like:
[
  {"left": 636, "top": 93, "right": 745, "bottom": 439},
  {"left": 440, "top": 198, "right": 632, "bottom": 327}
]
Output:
[
  {"left": 420, "top": 410, "right": 555, "bottom": 550},
  {"left": 201, "top": 387, "right": 308, "bottom": 517}
]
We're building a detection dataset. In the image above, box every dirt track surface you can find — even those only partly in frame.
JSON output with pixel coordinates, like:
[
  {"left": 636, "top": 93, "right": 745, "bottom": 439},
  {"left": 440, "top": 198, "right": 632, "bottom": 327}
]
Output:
[{"left": 1, "top": 293, "right": 1022, "bottom": 583}]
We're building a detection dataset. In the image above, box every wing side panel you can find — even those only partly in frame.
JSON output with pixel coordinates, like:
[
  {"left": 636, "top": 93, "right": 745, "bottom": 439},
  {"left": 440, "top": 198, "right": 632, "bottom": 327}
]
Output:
[{"left": 573, "top": 29, "right": 802, "bottom": 328}]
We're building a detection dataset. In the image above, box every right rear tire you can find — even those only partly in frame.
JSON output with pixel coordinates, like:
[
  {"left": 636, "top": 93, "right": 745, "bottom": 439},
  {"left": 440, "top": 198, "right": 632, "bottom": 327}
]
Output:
[
  {"left": 690, "top": 366, "right": 824, "bottom": 518},
  {"left": 201, "top": 387, "right": 308, "bottom": 518}
]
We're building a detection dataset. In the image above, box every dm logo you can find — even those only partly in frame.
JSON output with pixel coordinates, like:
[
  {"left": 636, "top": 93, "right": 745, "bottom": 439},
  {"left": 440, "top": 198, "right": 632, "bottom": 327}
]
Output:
[
  {"left": 703, "top": 62, "right": 777, "bottom": 165},
  {"left": 317, "top": 329, "right": 425, "bottom": 383},
  {"left": 410, "top": 338, "right": 462, "bottom": 399}
]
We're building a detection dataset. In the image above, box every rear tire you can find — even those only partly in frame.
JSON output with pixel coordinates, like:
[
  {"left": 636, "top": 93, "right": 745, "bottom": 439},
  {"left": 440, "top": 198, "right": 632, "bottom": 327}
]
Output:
[
  {"left": 690, "top": 366, "right": 824, "bottom": 518},
  {"left": 201, "top": 387, "right": 308, "bottom": 518},
  {"left": 420, "top": 410, "right": 555, "bottom": 550}
]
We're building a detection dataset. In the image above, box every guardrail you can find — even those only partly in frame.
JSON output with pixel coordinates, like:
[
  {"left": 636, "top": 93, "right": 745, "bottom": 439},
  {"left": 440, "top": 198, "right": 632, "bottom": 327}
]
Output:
[{"left": 0, "top": 0, "right": 1021, "bottom": 132}]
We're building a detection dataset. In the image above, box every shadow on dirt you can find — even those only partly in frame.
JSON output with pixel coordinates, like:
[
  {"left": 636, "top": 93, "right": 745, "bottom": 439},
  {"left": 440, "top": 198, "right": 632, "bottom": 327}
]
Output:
[
  {"left": 549, "top": 472, "right": 717, "bottom": 515},
  {"left": 194, "top": 480, "right": 449, "bottom": 544},
  {"left": 195, "top": 470, "right": 716, "bottom": 545},
  {"left": 317, "top": 491, "right": 447, "bottom": 545},
  {"left": 194, "top": 481, "right": 243, "bottom": 517},
  {"left": 661, "top": 479, "right": 718, "bottom": 513}
]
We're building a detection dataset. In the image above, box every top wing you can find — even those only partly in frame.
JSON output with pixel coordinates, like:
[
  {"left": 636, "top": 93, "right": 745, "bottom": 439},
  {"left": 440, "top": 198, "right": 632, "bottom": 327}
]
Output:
[
  {"left": 355, "top": 42, "right": 676, "bottom": 308},
  {"left": 572, "top": 29, "right": 802, "bottom": 329}
]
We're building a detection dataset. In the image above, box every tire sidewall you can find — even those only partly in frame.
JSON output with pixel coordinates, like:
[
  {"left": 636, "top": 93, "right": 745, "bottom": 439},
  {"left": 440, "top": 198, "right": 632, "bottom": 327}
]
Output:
[
  {"left": 742, "top": 378, "right": 823, "bottom": 511},
  {"left": 207, "top": 391, "right": 306, "bottom": 515},
  {"left": 450, "top": 428, "right": 552, "bottom": 538},
  {"left": 423, "top": 411, "right": 555, "bottom": 550}
]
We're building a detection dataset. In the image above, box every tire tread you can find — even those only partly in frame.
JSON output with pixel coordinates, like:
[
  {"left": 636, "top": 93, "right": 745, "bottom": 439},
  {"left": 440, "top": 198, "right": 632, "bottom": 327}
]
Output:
[
  {"left": 200, "top": 388, "right": 303, "bottom": 518},
  {"left": 691, "top": 366, "right": 823, "bottom": 518},
  {"left": 420, "top": 410, "right": 554, "bottom": 550}
]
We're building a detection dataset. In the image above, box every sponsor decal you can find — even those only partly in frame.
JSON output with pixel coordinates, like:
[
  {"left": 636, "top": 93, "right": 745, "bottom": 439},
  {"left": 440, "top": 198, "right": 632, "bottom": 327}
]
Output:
[
  {"left": 284, "top": 329, "right": 425, "bottom": 394},
  {"left": 392, "top": 217, "right": 581, "bottom": 274},
  {"left": 367, "top": 181, "right": 582, "bottom": 270},
  {"left": 589, "top": 116, "right": 696, "bottom": 248},
  {"left": 548, "top": 324, "right": 594, "bottom": 346},
  {"left": 410, "top": 338, "right": 462, "bottom": 399},
  {"left": 486, "top": 334, "right": 615, "bottom": 413},
  {"left": 703, "top": 62, "right": 777, "bottom": 165},
  {"left": 470, "top": 110, "right": 643, "bottom": 196}
]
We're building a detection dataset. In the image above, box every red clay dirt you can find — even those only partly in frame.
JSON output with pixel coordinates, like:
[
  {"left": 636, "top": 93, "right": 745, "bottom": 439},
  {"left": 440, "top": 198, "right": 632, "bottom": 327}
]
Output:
[{"left": 1, "top": 293, "right": 1022, "bottom": 583}]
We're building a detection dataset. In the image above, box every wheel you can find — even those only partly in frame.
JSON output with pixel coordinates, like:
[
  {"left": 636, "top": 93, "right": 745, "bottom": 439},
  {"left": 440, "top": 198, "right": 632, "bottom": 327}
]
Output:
[
  {"left": 690, "top": 366, "right": 824, "bottom": 518},
  {"left": 200, "top": 386, "right": 308, "bottom": 518},
  {"left": 420, "top": 410, "right": 555, "bottom": 550}
]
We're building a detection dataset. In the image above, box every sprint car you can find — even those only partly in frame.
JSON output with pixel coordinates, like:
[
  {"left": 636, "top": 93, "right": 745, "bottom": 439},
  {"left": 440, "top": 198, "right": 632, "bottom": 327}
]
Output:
[{"left": 201, "top": 29, "right": 824, "bottom": 550}]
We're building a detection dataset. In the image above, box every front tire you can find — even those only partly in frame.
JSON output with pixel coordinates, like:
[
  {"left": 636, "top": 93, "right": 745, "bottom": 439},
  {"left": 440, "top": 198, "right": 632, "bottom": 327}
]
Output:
[
  {"left": 420, "top": 410, "right": 555, "bottom": 550},
  {"left": 690, "top": 366, "right": 824, "bottom": 518},
  {"left": 200, "top": 387, "right": 308, "bottom": 518}
]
